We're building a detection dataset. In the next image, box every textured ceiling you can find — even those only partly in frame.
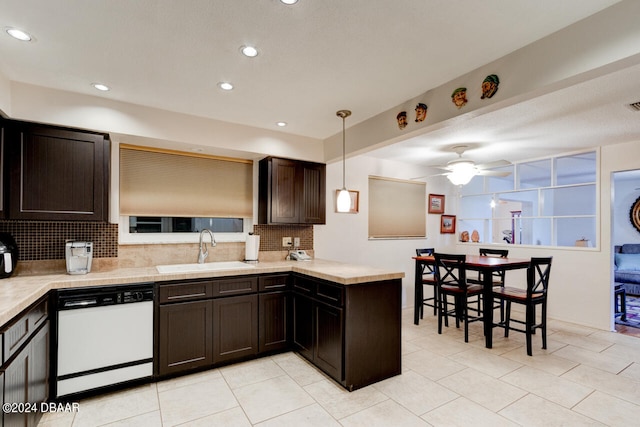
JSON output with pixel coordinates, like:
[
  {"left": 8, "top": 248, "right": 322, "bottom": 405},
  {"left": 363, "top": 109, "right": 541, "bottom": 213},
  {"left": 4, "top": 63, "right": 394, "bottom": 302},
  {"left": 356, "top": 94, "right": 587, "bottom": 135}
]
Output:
[{"left": 0, "top": 0, "right": 623, "bottom": 140}]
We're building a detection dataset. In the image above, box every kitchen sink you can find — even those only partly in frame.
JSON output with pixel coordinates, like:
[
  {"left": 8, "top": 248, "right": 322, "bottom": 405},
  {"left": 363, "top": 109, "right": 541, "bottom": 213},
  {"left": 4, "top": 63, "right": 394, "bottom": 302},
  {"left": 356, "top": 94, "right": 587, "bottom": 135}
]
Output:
[{"left": 156, "top": 261, "right": 255, "bottom": 274}]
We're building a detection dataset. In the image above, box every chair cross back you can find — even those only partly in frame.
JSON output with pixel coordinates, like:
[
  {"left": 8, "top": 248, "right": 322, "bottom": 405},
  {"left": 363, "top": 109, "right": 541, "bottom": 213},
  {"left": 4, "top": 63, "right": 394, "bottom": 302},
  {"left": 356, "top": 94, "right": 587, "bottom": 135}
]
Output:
[
  {"left": 479, "top": 248, "right": 509, "bottom": 258},
  {"left": 528, "top": 257, "right": 552, "bottom": 296},
  {"left": 434, "top": 254, "right": 467, "bottom": 289}
]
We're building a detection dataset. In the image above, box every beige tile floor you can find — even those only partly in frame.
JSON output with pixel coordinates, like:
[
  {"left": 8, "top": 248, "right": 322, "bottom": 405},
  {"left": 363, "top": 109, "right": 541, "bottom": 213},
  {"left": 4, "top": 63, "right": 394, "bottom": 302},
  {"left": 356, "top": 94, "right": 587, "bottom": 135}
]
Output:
[{"left": 39, "top": 308, "right": 640, "bottom": 426}]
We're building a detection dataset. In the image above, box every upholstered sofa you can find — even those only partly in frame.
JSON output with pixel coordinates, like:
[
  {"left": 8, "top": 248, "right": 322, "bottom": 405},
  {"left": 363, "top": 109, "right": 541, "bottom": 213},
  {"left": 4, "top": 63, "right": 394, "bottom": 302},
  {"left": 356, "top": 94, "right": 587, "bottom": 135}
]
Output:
[{"left": 615, "top": 244, "right": 640, "bottom": 295}]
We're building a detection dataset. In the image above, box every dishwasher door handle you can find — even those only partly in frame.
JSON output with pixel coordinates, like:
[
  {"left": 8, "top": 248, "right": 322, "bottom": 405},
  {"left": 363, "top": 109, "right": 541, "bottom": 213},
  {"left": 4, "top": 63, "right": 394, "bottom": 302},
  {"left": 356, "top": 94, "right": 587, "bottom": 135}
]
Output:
[{"left": 63, "top": 299, "right": 98, "bottom": 308}]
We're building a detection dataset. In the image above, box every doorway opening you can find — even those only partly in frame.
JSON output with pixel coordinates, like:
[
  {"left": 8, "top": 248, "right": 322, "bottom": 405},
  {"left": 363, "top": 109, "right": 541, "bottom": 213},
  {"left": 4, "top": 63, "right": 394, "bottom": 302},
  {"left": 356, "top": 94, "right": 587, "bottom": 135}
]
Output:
[{"left": 612, "top": 169, "right": 640, "bottom": 335}]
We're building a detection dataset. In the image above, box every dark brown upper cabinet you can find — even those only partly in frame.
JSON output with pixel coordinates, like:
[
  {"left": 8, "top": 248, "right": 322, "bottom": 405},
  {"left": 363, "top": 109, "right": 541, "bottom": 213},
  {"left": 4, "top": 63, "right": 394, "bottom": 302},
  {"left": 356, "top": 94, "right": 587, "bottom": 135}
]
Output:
[
  {"left": 258, "top": 156, "right": 326, "bottom": 224},
  {"left": 6, "top": 121, "right": 110, "bottom": 221},
  {"left": 0, "top": 120, "right": 6, "bottom": 219}
]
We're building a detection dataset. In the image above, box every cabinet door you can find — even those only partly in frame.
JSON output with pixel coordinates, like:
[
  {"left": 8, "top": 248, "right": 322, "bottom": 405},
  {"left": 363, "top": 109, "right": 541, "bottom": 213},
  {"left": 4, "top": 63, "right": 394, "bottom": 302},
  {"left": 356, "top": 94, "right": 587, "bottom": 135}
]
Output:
[
  {"left": 270, "top": 157, "right": 300, "bottom": 223},
  {"left": 8, "top": 123, "right": 109, "bottom": 221},
  {"left": 314, "top": 303, "right": 343, "bottom": 381},
  {"left": 292, "top": 293, "right": 314, "bottom": 361},
  {"left": 28, "top": 322, "right": 49, "bottom": 427},
  {"left": 300, "top": 162, "right": 326, "bottom": 224},
  {"left": 213, "top": 295, "right": 258, "bottom": 364},
  {"left": 0, "top": 121, "right": 5, "bottom": 218},
  {"left": 259, "top": 292, "right": 290, "bottom": 353},
  {"left": 259, "top": 157, "right": 326, "bottom": 224},
  {"left": 3, "top": 341, "right": 29, "bottom": 427},
  {"left": 158, "top": 301, "right": 213, "bottom": 376}
]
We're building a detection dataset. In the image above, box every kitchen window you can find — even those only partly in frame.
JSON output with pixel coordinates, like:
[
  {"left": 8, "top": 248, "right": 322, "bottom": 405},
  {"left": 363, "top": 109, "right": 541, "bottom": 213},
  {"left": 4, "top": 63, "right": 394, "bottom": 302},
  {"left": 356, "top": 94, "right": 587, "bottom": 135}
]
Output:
[
  {"left": 118, "top": 144, "right": 253, "bottom": 244},
  {"left": 457, "top": 150, "right": 598, "bottom": 248}
]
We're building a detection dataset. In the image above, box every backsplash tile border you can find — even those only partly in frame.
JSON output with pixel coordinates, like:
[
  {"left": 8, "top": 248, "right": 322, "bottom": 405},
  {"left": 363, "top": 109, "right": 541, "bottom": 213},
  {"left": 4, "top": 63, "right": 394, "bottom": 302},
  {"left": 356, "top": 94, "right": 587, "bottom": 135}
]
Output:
[
  {"left": 0, "top": 220, "right": 118, "bottom": 260},
  {"left": 0, "top": 221, "right": 314, "bottom": 263}
]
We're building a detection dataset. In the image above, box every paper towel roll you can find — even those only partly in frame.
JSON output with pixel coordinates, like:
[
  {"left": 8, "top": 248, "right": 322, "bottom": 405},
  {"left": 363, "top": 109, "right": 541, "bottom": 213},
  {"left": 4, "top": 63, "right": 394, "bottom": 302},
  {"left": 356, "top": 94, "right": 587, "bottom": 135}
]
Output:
[{"left": 245, "top": 235, "right": 260, "bottom": 261}]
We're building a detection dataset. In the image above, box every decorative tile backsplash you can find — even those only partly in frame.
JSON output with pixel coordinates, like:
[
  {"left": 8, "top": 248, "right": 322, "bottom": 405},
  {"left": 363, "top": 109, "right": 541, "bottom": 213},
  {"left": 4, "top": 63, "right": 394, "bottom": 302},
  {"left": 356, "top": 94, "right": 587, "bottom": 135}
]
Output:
[
  {"left": 253, "top": 224, "right": 314, "bottom": 251},
  {"left": 0, "top": 220, "right": 313, "bottom": 262},
  {"left": 0, "top": 220, "right": 119, "bottom": 260}
]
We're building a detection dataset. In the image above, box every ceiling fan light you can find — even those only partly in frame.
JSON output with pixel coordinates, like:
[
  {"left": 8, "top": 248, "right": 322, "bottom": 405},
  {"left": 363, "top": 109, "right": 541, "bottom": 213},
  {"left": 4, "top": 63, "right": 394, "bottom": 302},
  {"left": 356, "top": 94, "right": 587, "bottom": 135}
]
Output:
[
  {"left": 447, "top": 162, "right": 476, "bottom": 185},
  {"left": 337, "top": 188, "right": 351, "bottom": 212}
]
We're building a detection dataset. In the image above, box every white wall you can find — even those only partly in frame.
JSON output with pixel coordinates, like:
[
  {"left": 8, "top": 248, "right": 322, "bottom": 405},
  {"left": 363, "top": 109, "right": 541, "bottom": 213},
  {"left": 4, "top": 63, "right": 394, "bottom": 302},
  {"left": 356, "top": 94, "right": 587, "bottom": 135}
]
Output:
[
  {"left": 314, "top": 155, "right": 457, "bottom": 307},
  {"left": 8, "top": 82, "right": 325, "bottom": 164},
  {"left": 0, "top": 72, "right": 11, "bottom": 117},
  {"left": 317, "top": 140, "right": 640, "bottom": 331}
]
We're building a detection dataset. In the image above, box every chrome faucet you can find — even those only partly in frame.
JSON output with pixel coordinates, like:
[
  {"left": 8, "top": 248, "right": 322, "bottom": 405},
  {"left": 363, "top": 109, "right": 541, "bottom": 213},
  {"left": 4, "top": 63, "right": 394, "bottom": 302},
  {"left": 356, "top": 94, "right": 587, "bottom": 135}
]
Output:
[{"left": 197, "top": 229, "right": 216, "bottom": 264}]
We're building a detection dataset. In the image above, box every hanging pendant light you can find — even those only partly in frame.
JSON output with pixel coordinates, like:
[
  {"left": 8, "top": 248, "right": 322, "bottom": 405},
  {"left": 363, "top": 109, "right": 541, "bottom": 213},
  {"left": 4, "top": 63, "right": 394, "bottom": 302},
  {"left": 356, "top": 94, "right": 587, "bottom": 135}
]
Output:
[{"left": 336, "top": 110, "right": 352, "bottom": 212}]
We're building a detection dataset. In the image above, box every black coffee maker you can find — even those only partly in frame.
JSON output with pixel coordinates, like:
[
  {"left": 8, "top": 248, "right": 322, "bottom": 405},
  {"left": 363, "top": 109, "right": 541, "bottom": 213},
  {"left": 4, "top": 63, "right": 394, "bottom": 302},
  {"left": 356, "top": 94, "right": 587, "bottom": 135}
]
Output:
[{"left": 0, "top": 233, "right": 18, "bottom": 279}]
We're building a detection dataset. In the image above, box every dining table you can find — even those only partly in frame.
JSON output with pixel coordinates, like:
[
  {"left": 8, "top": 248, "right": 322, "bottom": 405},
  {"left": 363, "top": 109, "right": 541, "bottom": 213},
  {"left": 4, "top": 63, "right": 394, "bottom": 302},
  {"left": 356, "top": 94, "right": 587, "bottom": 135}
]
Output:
[{"left": 413, "top": 254, "right": 531, "bottom": 348}]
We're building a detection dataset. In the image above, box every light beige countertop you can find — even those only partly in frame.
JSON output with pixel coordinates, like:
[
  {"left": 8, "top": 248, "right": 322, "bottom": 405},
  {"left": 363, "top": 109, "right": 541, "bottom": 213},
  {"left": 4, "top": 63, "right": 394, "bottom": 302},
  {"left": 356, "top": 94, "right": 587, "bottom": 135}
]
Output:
[{"left": 0, "top": 259, "right": 404, "bottom": 327}]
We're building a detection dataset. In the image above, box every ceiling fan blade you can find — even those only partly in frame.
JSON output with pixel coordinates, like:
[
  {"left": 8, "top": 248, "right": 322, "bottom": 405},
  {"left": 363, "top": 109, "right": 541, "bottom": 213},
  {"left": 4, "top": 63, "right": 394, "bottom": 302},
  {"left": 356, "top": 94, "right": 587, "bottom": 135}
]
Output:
[
  {"left": 411, "top": 172, "right": 449, "bottom": 180},
  {"left": 476, "top": 159, "right": 511, "bottom": 169},
  {"left": 476, "top": 170, "right": 511, "bottom": 177}
]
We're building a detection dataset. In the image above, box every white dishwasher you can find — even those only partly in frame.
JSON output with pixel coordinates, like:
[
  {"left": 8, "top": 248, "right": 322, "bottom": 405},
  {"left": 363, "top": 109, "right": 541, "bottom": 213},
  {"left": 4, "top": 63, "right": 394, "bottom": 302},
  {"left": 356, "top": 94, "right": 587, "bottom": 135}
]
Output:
[{"left": 55, "top": 284, "right": 154, "bottom": 398}]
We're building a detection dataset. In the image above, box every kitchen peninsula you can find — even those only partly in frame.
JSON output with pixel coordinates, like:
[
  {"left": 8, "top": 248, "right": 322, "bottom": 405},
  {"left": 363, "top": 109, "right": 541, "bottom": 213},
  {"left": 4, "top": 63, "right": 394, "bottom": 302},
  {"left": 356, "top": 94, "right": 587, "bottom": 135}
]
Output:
[{"left": 0, "top": 259, "right": 403, "bottom": 409}]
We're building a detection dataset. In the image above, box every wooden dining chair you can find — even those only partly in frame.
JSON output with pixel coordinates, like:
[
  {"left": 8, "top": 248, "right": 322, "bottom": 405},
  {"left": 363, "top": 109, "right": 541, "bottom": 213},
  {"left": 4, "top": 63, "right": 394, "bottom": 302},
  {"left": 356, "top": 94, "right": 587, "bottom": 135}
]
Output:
[
  {"left": 493, "top": 257, "right": 552, "bottom": 356},
  {"left": 468, "top": 248, "right": 509, "bottom": 321},
  {"left": 434, "top": 253, "right": 483, "bottom": 342},
  {"left": 415, "top": 248, "right": 437, "bottom": 317}
]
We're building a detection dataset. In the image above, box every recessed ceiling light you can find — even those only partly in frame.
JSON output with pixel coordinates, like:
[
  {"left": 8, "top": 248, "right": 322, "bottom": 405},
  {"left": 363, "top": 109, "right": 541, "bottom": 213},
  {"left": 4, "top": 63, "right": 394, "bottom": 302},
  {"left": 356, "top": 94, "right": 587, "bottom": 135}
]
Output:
[
  {"left": 5, "top": 27, "right": 32, "bottom": 41},
  {"left": 280, "top": 0, "right": 299, "bottom": 4},
  {"left": 92, "top": 83, "right": 110, "bottom": 91},
  {"left": 218, "top": 82, "right": 234, "bottom": 91},
  {"left": 240, "top": 45, "right": 258, "bottom": 58},
  {"left": 276, "top": 122, "right": 287, "bottom": 127}
]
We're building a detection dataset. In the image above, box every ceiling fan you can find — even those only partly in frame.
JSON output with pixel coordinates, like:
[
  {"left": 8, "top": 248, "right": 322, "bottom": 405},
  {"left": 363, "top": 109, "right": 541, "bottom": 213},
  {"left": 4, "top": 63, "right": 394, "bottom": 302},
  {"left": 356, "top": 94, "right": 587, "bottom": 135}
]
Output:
[{"left": 417, "top": 145, "right": 512, "bottom": 185}]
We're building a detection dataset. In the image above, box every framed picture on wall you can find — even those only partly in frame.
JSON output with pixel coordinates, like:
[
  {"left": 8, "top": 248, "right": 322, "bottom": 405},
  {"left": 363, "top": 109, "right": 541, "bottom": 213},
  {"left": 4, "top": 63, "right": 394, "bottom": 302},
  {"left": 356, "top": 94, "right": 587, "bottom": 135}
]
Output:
[
  {"left": 428, "top": 194, "right": 445, "bottom": 214},
  {"left": 440, "top": 215, "right": 456, "bottom": 234}
]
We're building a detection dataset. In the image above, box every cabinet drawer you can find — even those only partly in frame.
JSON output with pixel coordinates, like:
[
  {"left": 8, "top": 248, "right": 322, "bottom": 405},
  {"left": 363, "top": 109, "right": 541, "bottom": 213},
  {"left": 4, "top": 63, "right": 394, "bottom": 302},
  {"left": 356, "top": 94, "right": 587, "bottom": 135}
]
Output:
[
  {"left": 259, "top": 274, "right": 290, "bottom": 292},
  {"left": 212, "top": 277, "right": 258, "bottom": 297},
  {"left": 159, "top": 281, "right": 212, "bottom": 304},
  {"left": 3, "top": 297, "right": 48, "bottom": 363},
  {"left": 293, "top": 277, "right": 315, "bottom": 295},
  {"left": 30, "top": 298, "right": 49, "bottom": 330},
  {"left": 316, "top": 282, "right": 343, "bottom": 307}
]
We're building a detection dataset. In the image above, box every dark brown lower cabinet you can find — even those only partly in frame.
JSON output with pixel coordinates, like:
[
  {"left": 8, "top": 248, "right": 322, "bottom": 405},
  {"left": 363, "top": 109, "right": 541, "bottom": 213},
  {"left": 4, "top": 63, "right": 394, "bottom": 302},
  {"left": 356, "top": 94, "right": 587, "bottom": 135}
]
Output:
[
  {"left": 213, "top": 295, "right": 258, "bottom": 364},
  {"left": 2, "top": 321, "right": 49, "bottom": 427},
  {"left": 292, "top": 275, "right": 401, "bottom": 391},
  {"left": 292, "top": 294, "right": 314, "bottom": 360},
  {"left": 28, "top": 323, "right": 49, "bottom": 424},
  {"left": 156, "top": 273, "right": 401, "bottom": 391},
  {"left": 259, "top": 291, "right": 290, "bottom": 353},
  {"left": 314, "top": 303, "right": 343, "bottom": 381},
  {"left": 3, "top": 341, "right": 28, "bottom": 427},
  {"left": 292, "top": 288, "right": 344, "bottom": 383},
  {"left": 158, "top": 301, "right": 213, "bottom": 376}
]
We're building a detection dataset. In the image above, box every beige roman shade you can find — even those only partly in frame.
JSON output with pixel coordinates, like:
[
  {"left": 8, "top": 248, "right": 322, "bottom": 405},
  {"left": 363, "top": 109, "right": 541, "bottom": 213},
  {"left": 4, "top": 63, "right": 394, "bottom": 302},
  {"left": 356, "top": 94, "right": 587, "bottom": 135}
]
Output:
[
  {"left": 368, "top": 175, "right": 426, "bottom": 238},
  {"left": 120, "top": 145, "right": 253, "bottom": 217}
]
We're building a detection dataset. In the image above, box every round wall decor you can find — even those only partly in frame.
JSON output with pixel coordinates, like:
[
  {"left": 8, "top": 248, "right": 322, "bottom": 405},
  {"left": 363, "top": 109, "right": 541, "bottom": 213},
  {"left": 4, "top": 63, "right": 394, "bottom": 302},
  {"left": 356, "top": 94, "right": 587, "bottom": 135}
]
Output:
[{"left": 631, "top": 196, "right": 640, "bottom": 233}]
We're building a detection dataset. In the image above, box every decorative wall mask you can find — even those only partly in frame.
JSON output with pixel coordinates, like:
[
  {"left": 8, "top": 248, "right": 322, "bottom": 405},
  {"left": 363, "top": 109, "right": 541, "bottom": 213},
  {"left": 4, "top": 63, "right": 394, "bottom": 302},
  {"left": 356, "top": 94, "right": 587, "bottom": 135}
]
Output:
[
  {"left": 415, "top": 103, "right": 428, "bottom": 122},
  {"left": 481, "top": 74, "right": 500, "bottom": 99},
  {"left": 631, "top": 196, "right": 640, "bottom": 233},
  {"left": 396, "top": 111, "right": 408, "bottom": 129},
  {"left": 451, "top": 87, "right": 467, "bottom": 109}
]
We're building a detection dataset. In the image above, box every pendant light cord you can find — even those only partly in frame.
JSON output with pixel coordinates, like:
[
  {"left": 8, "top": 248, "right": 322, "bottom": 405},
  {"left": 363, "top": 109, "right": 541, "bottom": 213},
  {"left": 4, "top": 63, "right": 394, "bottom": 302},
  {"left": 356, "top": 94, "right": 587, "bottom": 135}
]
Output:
[
  {"left": 336, "top": 110, "right": 351, "bottom": 190},
  {"left": 342, "top": 115, "right": 346, "bottom": 189}
]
